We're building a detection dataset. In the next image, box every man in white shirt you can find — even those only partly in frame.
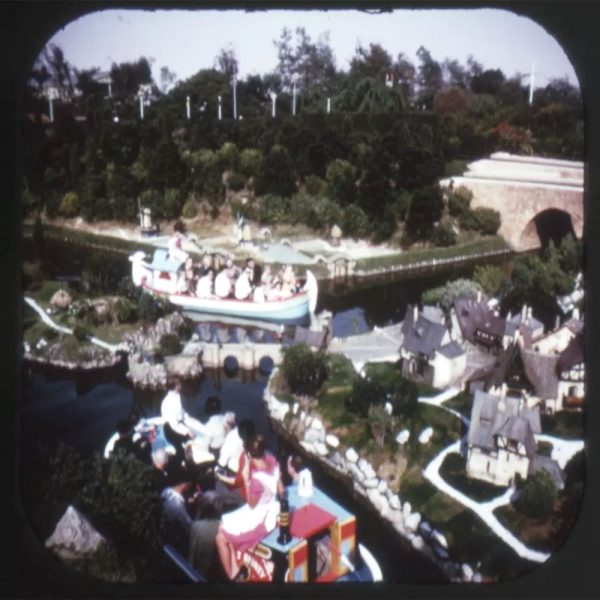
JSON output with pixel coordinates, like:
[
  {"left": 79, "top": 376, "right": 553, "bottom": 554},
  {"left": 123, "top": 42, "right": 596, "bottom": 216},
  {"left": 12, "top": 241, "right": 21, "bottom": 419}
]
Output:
[
  {"left": 202, "top": 396, "right": 228, "bottom": 455},
  {"left": 216, "top": 413, "right": 241, "bottom": 472},
  {"left": 195, "top": 270, "right": 215, "bottom": 298},
  {"left": 214, "top": 267, "right": 232, "bottom": 298},
  {"left": 234, "top": 266, "right": 253, "bottom": 300},
  {"left": 161, "top": 380, "right": 206, "bottom": 460}
]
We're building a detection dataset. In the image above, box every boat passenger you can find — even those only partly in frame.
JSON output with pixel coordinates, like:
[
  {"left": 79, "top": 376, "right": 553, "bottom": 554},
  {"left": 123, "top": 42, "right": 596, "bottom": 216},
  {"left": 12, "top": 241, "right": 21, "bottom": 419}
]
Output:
[
  {"left": 225, "top": 257, "right": 241, "bottom": 282},
  {"left": 214, "top": 265, "right": 232, "bottom": 298},
  {"left": 201, "top": 396, "right": 230, "bottom": 456},
  {"left": 215, "top": 434, "right": 281, "bottom": 581},
  {"left": 196, "top": 269, "right": 215, "bottom": 298},
  {"left": 279, "top": 265, "right": 296, "bottom": 298},
  {"left": 234, "top": 264, "right": 253, "bottom": 300},
  {"left": 183, "top": 256, "right": 199, "bottom": 294},
  {"left": 168, "top": 222, "right": 189, "bottom": 263},
  {"left": 161, "top": 379, "right": 206, "bottom": 461},
  {"left": 198, "top": 254, "right": 213, "bottom": 278},
  {"left": 152, "top": 447, "right": 188, "bottom": 487}
]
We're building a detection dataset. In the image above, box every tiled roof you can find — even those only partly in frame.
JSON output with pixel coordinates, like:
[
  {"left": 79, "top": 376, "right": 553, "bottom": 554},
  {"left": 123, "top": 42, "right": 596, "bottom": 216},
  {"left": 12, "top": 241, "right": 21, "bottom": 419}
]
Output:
[
  {"left": 520, "top": 347, "right": 560, "bottom": 399},
  {"left": 505, "top": 312, "right": 544, "bottom": 338},
  {"left": 438, "top": 340, "right": 466, "bottom": 359},
  {"left": 453, "top": 297, "right": 505, "bottom": 344},
  {"left": 402, "top": 306, "right": 448, "bottom": 357},
  {"left": 556, "top": 333, "right": 584, "bottom": 374}
]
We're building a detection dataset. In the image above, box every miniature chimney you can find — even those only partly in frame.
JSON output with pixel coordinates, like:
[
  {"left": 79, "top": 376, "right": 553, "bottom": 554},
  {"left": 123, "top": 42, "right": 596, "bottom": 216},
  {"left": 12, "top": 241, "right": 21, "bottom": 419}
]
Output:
[
  {"left": 413, "top": 304, "right": 418, "bottom": 324},
  {"left": 554, "top": 315, "right": 560, "bottom": 330},
  {"left": 573, "top": 307, "right": 580, "bottom": 321},
  {"left": 476, "top": 290, "right": 482, "bottom": 304},
  {"left": 526, "top": 306, "right": 532, "bottom": 323},
  {"left": 521, "top": 304, "right": 527, "bottom": 323},
  {"left": 501, "top": 383, "right": 507, "bottom": 399}
]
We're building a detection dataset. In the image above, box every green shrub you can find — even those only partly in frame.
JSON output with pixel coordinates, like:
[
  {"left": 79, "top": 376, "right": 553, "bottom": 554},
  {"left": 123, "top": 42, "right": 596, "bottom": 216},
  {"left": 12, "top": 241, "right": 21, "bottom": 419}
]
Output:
[
  {"left": 163, "top": 188, "right": 184, "bottom": 220},
  {"left": 181, "top": 199, "right": 198, "bottom": 219},
  {"left": 516, "top": 469, "right": 558, "bottom": 519},
  {"left": 473, "top": 264, "right": 507, "bottom": 297},
  {"left": 439, "top": 452, "right": 505, "bottom": 501},
  {"left": 345, "top": 376, "right": 385, "bottom": 417},
  {"left": 342, "top": 204, "right": 371, "bottom": 238},
  {"left": 113, "top": 298, "right": 138, "bottom": 324},
  {"left": 72, "top": 323, "right": 90, "bottom": 341},
  {"left": 458, "top": 209, "right": 480, "bottom": 231},
  {"left": 62, "top": 334, "right": 81, "bottom": 359},
  {"left": 138, "top": 293, "right": 162, "bottom": 322},
  {"left": 537, "top": 441, "right": 553, "bottom": 457},
  {"left": 116, "top": 277, "right": 143, "bottom": 303},
  {"left": 280, "top": 344, "right": 329, "bottom": 397},
  {"left": 305, "top": 175, "right": 326, "bottom": 196},
  {"left": 227, "top": 172, "right": 246, "bottom": 192},
  {"left": 59, "top": 191, "right": 79, "bottom": 218},
  {"left": 81, "top": 255, "right": 125, "bottom": 295},
  {"left": 432, "top": 222, "right": 457, "bottom": 247},
  {"left": 159, "top": 333, "right": 181, "bottom": 356},
  {"left": 22, "top": 261, "right": 44, "bottom": 291},
  {"left": 447, "top": 186, "right": 473, "bottom": 217},
  {"left": 473, "top": 207, "right": 501, "bottom": 235}
]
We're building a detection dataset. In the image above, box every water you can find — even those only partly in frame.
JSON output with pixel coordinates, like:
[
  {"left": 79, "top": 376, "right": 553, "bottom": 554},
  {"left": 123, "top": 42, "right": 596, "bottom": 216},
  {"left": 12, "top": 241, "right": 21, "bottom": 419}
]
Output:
[{"left": 20, "top": 237, "right": 517, "bottom": 583}]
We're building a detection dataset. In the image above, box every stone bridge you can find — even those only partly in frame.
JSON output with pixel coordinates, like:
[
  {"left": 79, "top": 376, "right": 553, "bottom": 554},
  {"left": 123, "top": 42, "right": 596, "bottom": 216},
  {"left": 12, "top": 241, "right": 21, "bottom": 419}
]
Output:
[
  {"left": 440, "top": 153, "right": 583, "bottom": 251},
  {"left": 199, "top": 341, "right": 282, "bottom": 372}
]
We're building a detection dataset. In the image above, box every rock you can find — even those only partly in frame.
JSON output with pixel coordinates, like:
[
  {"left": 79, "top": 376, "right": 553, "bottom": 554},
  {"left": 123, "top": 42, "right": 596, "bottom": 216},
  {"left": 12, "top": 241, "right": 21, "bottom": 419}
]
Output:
[
  {"left": 391, "top": 512, "right": 404, "bottom": 528},
  {"left": 46, "top": 505, "right": 106, "bottom": 559},
  {"left": 411, "top": 535, "right": 425, "bottom": 551},
  {"left": 92, "top": 298, "right": 111, "bottom": 319},
  {"left": 347, "top": 463, "right": 365, "bottom": 482},
  {"left": 358, "top": 459, "right": 376, "bottom": 479},
  {"left": 325, "top": 434, "right": 340, "bottom": 448},
  {"left": 377, "top": 479, "right": 388, "bottom": 494},
  {"left": 472, "top": 572, "right": 483, "bottom": 583},
  {"left": 395, "top": 429, "right": 410, "bottom": 445},
  {"left": 300, "top": 441, "right": 315, "bottom": 454},
  {"left": 50, "top": 289, "right": 72, "bottom": 310},
  {"left": 402, "top": 501, "right": 412, "bottom": 519},
  {"left": 300, "top": 411, "right": 307, "bottom": 423},
  {"left": 330, "top": 451, "right": 344, "bottom": 467},
  {"left": 433, "top": 545, "right": 449, "bottom": 561},
  {"left": 345, "top": 447, "right": 359, "bottom": 463},
  {"left": 419, "top": 427, "right": 434, "bottom": 444},
  {"left": 363, "top": 477, "right": 379, "bottom": 489},
  {"left": 272, "top": 401, "right": 289, "bottom": 422},
  {"left": 432, "top": 530, "right": 448, "bottom": 550},
  {"left": 389, "top": 494, "right": 402, "bottom": 511},
  {"left": 164, "top": 355, "right": 202, "bottom": 379},
  {"left": 304, "top": 428, "right": 323, "bottom": 444},
  {"left": 461, "top": 563, "right": 474, "bottom": 582},
  {"left": 292, "top": 402, "right": 299, "bottom": 415},
  {"left": 405, "top": 512, "right": 421, "bottom": 533},
  {"left": 384, "top": 401, "right": 393, "bottom": 415}
]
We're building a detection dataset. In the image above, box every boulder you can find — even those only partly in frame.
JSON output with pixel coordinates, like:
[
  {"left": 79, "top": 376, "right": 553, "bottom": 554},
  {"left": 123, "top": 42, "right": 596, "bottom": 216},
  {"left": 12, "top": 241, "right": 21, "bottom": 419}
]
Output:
[
  {"left": 402, "top": 501, "right": 412, "bottom": 519},
  {"left": 432, "top": 530, "right": 448, "bottom": 550},
  {"left": 300, "top": 441, "right": 315, "bottom": 454},
  {"left": 313, "top": 442, "right": 329, "bottom": 457},
  {"left": 272, "top": 401, "right": 289, "bottom": 422},
  {"left": 363, "top": 477, "right": 379, "bottom": 489},
  {"left": 330, "top": 451, "right": 344, "bottom": 467},
  {"left": 384, "top": 401, "right": 393, "bottom": 415},
  {"left": 50, "top": 289, "right": 73, "bottom": 310},
  {"left": 304, "top": 428, "right": 323, "bottom": 444},
  {"left": 164, "top": 354, "right": 202, "bottom": 379},
  {"left": 405, "top": 512, "right": 421, "bottom": 533},
  {"left": 325, "top": 434, "right": 340, "bottom": 448},
  {"left": 292, "top": 402, "right": 299, "bottom": 415},
  {"left": 377, "top": 479, "right": 388, "bottom": 494},
  {"left": 358, "top": 459, "right": 376, "bottom": 479},
  {"left": 46, "top": 505, "right": 105, "bottom": 559},
  {"left": 345, "top": 447, "right": 359, "bottom": 463},
  {"left": 347, "top": 463, "right": 365, "bottom": 482},
  {"left": 310, "top": 418, "right": 324, "bottom": 431},
  {"left": 411, "top": 536, "right": 425, "bottom": 551},
  {"left": 418, "top": 427, "right": 434, "bottom": 444},
  {"left": 433, "top": 545, "right": 450, "bottom": 561},
  {"left": 419, "top": 521, "right": 433, "bottom": 538},
  {"left": 389, "top": 494, "right": 402, "bottom": 511},
  {"left": 395, "top": 429, "right": 410, "bottom": 445},
  {"left": 461, "top": 563, "right": 474, "bottom": 582}
]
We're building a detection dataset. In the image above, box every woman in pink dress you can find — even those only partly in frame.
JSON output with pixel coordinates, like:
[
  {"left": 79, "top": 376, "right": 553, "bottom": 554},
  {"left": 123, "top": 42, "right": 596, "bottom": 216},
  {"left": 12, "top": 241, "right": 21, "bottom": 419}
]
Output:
[{"left": 215, "top": 434, "right": 280, "bottom": 580}]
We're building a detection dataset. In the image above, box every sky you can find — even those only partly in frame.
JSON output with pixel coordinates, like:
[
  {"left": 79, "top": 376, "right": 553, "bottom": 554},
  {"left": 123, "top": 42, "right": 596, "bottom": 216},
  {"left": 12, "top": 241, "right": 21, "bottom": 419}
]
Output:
[{"left": 45, "top": 8, "right": 579, "bottom": 90}]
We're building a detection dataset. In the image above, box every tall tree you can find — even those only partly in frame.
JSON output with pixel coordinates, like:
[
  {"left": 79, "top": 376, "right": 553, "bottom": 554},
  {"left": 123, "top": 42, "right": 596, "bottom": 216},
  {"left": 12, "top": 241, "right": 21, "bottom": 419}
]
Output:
[
  {"left": 110, "top": 57, "right": 153, "bottom": 98},
  {"left": 41, "top": 44, "right": 75, "bottom": 101},
  {"left": 159, "top": 66, "right": 177, "bottom": 94},
  {"left": 214, "top": 48, "right": 239, "bottom": 79},
  {"left": 415, "top": 46, "right": 442, "bottom": 110}
]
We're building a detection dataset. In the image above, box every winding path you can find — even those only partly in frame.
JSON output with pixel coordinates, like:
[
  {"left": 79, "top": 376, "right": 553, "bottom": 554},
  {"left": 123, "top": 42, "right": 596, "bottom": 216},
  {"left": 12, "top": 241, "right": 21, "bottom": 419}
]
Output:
[
  {"left": 24, "top": 297, "right": 124, "bottom": 353},
  {"left": 417, "top": 389, "right": 583, "bottom": 564}
]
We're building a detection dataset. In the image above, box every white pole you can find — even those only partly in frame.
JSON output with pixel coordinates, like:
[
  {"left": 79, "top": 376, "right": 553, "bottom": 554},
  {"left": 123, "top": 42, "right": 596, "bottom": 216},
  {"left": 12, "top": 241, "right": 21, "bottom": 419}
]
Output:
[
  {"left": 139, "top": 95, "right": 144, "bottom": 119},
  {"left": 232, "top": 73, "right": 237, "bottom": 120},
  {"left": 48, "top": 97, "right": 54, "bottom": 122},
  {"left": 292, "top": 80, "right": 297, "bottom": 116},
  {"left": 327, "top": 97, "right": 331, "bottom": 114},
  {"left": 271, "top": 93, "right": 277, "bottom": 118},
  {"left": 218, "top": 95, "right": 222, "bottom": 120},
  {"left": 529, "top": 61, "right": 535, "bottom": 106},
  {"left": 108, "top": 82, "right": 112, "bottom": 98},
  {"left": 186, "top": 95, "right": 190, "bottom": 120}
]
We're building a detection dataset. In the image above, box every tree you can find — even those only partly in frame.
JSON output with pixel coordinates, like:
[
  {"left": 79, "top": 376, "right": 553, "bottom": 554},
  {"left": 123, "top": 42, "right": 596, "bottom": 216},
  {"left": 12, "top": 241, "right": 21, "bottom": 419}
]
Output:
[
  {"left": 214, "top": 48, "right": 239, "bottom": 79},
  {"left": 256, "top": 145, "right": 296, "bottom": 197},
  {"left": 516, "top": 469, "right": 558, "bottom": 520},
  {"left": 431, "top": 222, "right": 457, "bottom": 247},
  {"left": 325, "top": 159, "right": 357, "bottom": 204},
  {"left": 422, "top": 278, "right": 482, "bottom": 311},
  {"left": 110, "top": 57, "right": 153, "bottom": 98},
  {"left": 434, "top": 86, "right": 474, "bottom": 118},
  {"left": 280, "top": 344, "right": 329, "bottom": 397},
  {"left": 405, "top": 185, "right": 443, "bottom": 239},
  {"left": 473, "top": 265, "right": 507, "bottom": 297},
  {"left": 415, "top": 46, "right": 442, "bottom": 109},
  {"left": 41, "top": 43, "right": 75, "bottom": 101},
  {"left": 159, "top": 66, "right": 177, "bottom": 94},
  {"left": 472, "top": 207, "right": 501, "bottom": 235},
  {"left": 345, "top": 376, "right": 385, "bottom": 417}
]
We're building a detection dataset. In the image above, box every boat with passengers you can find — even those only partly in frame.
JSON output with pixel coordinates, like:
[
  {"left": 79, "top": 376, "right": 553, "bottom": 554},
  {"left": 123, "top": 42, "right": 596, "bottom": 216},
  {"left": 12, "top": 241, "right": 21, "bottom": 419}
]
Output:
[
  {"left": 104, "top": 416, "right": 382, "bottom": 583},
  {"left": 129, "top": 249, "right": 318, "bottom": 323}
]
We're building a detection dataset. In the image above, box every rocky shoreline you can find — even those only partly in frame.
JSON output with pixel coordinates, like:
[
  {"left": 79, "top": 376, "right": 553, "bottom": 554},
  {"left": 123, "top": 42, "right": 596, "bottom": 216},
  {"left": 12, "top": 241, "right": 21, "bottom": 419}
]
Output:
[{"left": 263, "top": 372, "right": 482, "bottom": 584}]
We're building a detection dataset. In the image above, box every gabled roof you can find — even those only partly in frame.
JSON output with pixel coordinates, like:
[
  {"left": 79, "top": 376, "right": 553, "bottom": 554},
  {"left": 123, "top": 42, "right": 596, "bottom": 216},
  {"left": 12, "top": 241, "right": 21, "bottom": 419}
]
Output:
[
  {"left": 422, "top": 305, "right": 445, "bottom": 324},
  {"left": 453, "top": 297, "right": 505, "bottom": 344},
  {"left": 484, "top": 343, "right": 520, "bottom": 390},
  {"left": 564, "top": 318, "right": 584, "bottom": 336},
  {"left": 556, "top": 333, "right": 584, "bottom": 375},
  {"left": 520, "top": 347, "right": 560, "bottom": 399},
  {"left": 505, "top": 312, "right": 544, "bottom": 338},
  {"left": 468, "top": 390, "right": 540, "bottom": 458},
  {"left": 150, "top": 249, "right": 184, "bottom": 273},
  {"left": 402, "top": 305, "right": 448, "bottom": 358}
]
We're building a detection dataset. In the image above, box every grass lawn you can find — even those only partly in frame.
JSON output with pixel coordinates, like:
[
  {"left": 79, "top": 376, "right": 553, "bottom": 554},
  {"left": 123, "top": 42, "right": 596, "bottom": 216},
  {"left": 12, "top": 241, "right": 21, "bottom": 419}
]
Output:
[{"left": 439, "top": 452, "right": 506, "bottom": 502}]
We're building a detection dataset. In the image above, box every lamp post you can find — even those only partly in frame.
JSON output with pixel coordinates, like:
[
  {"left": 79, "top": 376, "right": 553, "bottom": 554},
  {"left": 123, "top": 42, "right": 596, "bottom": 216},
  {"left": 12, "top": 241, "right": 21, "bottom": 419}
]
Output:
[
  {"left": 186, "top": 95, "right": 191, "bottom": 120},
  {"left": 292, "top": 78, "right": 297, "bottom": 116},
  {"left": 528, "top": 61, "right": 535, "bottom": 106},
  {"left": 218, "top": 95, "right": 222, "bottom": 120},
  {"left": 270, "top": 91, "right": 277, "bottom": 118},
  {"left": 327, "top": 97, "right": 331, "bottom": 114},
  {"left": 232, "top": 72, "right": 237, "bottom": 120}
]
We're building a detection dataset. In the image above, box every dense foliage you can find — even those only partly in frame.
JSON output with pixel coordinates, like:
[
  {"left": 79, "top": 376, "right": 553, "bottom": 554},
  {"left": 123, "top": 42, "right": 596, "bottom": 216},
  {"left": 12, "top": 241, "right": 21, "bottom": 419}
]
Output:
[
  {"left": 22, "top": 37, "right": 582, "bottom": 244},
  {"left": 280, "top": 343, "right": 330, "bottom": 397},
  {"left": 515, "top": 469, "right": 558, "bottom": 520}
]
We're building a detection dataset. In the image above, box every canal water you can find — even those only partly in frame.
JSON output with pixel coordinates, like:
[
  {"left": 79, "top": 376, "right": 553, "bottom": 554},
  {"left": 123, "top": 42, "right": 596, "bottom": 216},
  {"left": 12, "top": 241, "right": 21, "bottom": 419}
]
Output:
[{"left": 20, "top": 237, "right": 515, "bottom": 583}]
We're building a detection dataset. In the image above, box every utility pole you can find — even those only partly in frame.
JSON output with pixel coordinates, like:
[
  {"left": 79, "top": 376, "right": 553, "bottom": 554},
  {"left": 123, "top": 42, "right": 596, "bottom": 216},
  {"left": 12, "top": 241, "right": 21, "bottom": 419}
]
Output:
[
  {"left": 528, "top": 61, "right": 535, "bottom": 106},
  {"left": 218, "top": 95, "right": 222, "bottom": 120},
  {"left": 292, "top": 78, "right": 297, "bottom": 116},
  {"left": 186, "top": 95, "right": 191, "bottom": 120},
  {"left": 232, "top": 72, "right": 237, "bottom": 120},
  {"left": 327, "top": 97, "right": 331, "bottom": 114},
  {"left": 270, "top": 92, "right": 277, "bottom": 118},
  {"left": 139, "top": 94, "right": 144, "bottom": 119}
]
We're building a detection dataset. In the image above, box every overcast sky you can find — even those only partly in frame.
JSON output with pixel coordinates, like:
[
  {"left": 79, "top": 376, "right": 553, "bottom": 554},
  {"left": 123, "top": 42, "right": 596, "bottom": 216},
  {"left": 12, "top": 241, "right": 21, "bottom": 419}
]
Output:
[{"left": 46, "top": 8, "right": 579, "bottom": 89}]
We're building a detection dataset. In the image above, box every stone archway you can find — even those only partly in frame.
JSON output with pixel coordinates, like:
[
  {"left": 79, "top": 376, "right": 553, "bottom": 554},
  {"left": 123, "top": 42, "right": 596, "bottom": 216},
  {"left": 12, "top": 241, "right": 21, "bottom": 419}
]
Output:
[{"left": 519, "top": 208, "right": 576, "bottom": 250}]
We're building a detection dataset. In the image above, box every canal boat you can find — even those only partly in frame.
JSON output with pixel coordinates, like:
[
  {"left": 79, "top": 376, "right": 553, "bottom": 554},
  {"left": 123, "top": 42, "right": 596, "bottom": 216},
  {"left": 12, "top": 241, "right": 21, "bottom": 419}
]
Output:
[
  {"left": 104, "top": 417, "right": 383, "bottom": 583},
  {"left": 129, "top": 249, "right": 318, "bottom": 323}
]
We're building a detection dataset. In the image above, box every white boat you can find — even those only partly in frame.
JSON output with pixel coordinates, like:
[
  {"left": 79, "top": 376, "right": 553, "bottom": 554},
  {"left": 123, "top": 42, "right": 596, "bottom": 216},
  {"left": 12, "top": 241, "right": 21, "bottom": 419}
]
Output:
[{"left": 129, "top": 250, "right": 318, "bottom": 323}]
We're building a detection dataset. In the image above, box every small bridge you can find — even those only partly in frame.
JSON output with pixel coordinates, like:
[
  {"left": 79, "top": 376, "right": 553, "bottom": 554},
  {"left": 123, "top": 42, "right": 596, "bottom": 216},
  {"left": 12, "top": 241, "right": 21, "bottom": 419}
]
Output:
[
  {"left": 440, "top": 153, "right": 583, "bottom": 251},
  {"left": 199, "top": 341, "right": 283, "bottom": 372}
]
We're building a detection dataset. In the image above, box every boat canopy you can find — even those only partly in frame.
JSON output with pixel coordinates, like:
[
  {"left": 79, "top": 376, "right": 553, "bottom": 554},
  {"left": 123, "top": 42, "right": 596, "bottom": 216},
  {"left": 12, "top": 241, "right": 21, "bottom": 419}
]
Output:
[{"left": 151, "top": 249, "right": 184, "bottom": 273}]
